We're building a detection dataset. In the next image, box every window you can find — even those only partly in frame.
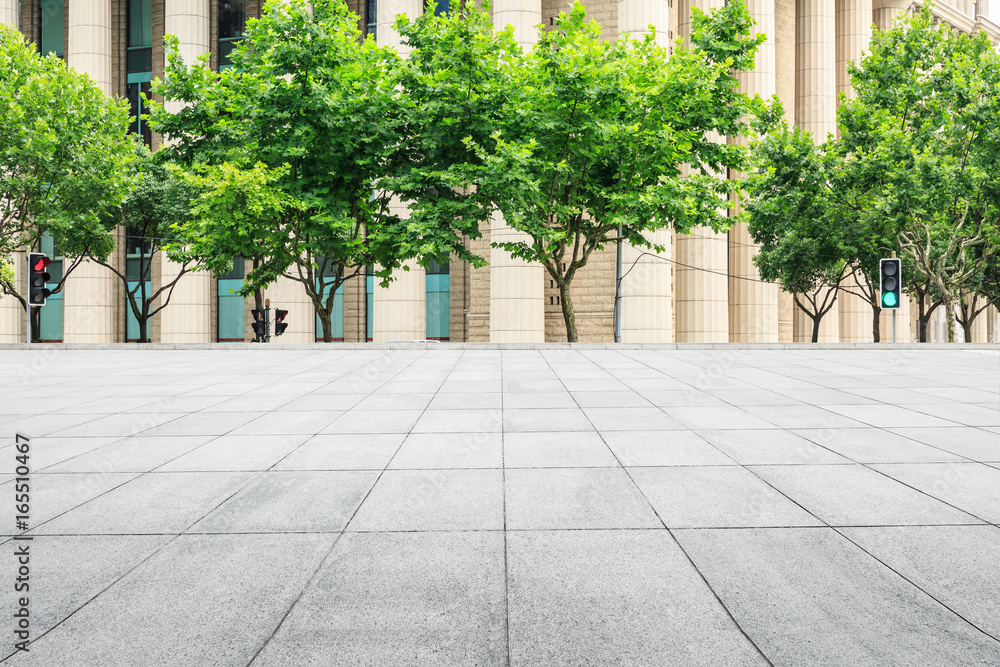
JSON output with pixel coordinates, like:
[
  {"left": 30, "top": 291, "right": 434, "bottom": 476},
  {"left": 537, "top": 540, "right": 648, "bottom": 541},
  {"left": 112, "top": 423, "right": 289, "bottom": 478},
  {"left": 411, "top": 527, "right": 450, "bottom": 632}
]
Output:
[
  {"left": 315, "top": 259, "right": 346, "bottom": 341},
  {"left": 219, "top": 0, "right": 247, "bottom": 69},
  {"left": 125, "top": 228, "right": 152, "bottom": 342},
  {"left": 39, "top": 0, "right": 64, "bottom": 58},
  {"left": 425, "top": 260, "right": 449, "bottom": 341},
  {"left": 217, "top": 256, "right": 245, "bottom": 341},
  {"left": 434, "top": 0, "right": 448, "bottom": 16},
  {"left": 127, "top": 0, "right": 153, "bottom": 146},
  {"left": 366, "top": 0, "right": 376, "bottom": 38},
  {"left": 366, "top": 264, "right": 374, "bottom": 341}
]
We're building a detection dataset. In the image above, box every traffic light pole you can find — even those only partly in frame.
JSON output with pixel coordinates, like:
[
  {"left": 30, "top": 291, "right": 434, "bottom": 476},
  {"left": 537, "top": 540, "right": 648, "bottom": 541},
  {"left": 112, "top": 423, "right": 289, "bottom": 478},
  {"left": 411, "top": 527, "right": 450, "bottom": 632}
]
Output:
[
  {"left": 893, "top": 309, "right": 897, "bottom": 344},
  {"left": 25, "top": 300, "right": 30, "bottom": 346}
]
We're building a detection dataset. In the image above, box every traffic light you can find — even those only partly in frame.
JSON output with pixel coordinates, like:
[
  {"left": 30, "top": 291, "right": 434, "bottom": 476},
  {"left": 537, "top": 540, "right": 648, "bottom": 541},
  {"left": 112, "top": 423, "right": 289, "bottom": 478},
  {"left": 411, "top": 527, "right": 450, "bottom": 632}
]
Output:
[
  {"left": 28, "top": 253, "right": 52, "bottom": 306},
  {"left": 880, "top": 258, "right": 902, "bottom": 309},
  {"left": 251, "top": 309, "right": 268, "bottom": 339},
  {"left": 274, "top": 309, "right": 288, "bottom": 336}
]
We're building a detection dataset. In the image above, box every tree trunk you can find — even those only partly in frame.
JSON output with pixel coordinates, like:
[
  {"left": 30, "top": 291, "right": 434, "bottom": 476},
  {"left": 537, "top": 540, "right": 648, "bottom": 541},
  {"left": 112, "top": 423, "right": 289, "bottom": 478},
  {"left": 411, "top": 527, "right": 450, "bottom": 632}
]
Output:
[
  {"left": 138, "top": 315, "right": 149, "bottom": 343},
  {"left": 943, "top": 295, "right": 956, "bottom": 343},
  {"left": 811, "top": 315, "right": 821, "bottom": 343},
  {"left": 964, "top": 317, "right": 973, "bottom": 343},
  {"left": 318, "top": 308, "right": 333, "bottom": 343},
  {"left": 558, "top": 281, "right": 577, "bottom": 343}
]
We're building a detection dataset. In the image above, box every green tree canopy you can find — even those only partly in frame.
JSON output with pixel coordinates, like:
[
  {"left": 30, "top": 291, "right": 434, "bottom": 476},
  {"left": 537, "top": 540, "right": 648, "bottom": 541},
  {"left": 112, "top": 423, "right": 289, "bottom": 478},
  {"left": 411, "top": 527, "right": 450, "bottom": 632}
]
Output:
[
  {"left": 0, "top": 23, "right": 133, "bottom": 316},
  {"left": 151, "top": 0, "right": 476, "bottom": 341},
  {"left": 410, "top": 1, "right": 774, "bottom": 341}
]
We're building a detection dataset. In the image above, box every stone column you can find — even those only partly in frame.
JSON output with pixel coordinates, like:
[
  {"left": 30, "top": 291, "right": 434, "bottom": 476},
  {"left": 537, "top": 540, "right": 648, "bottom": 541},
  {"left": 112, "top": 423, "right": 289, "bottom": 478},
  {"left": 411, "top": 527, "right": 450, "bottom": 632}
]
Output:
[
  {"left": 0, "top": 0, "right": 16, "bottom": 28},
  {"left": 794, "top": 0, "right": 839, "bottom": 342},
  {"left": 0, "top": 258, "right": 20, "bottom": 343},
  {"left": 63, "top": 0, "right": 115, "bottom": 343},
  {"left": 614, "top": 0, "right": 673, "bottom": 342},
  {"left": 730, "top": 0, "right": 779, "bottom": 343},
  {"left": 373, "top": 0, "right": 427, "bottom": 341},
  {"left": 159, "top": 0, "right": 214, "bottom": 343},
  {"left": 675, "top": 0, "right": 728, "bottom": 343},
  {"left": 872, "top": 0, "right": 910, "bottom": 31},
  {"left": 836, "top": 0, "right": 873, "bottom": 342},
  {"left": 490, "top": 2, "right": 545, "bottom": 342}
]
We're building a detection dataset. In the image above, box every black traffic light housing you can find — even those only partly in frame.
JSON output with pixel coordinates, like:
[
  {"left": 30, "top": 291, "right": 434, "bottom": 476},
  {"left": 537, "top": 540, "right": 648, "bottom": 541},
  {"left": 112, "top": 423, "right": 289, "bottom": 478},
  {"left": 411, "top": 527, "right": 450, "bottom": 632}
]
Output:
[
  {"left": 28, "top": 253, "right": 52, "bottom": 307},
  {"left": 880, "top": 258, "right": 902, "bottom": 309},
  {"left": 251, "top": 309, "right": 268, "bottom": 340},
  {"left": 274, "top": 309, "right": 288, "bottom": 336}
]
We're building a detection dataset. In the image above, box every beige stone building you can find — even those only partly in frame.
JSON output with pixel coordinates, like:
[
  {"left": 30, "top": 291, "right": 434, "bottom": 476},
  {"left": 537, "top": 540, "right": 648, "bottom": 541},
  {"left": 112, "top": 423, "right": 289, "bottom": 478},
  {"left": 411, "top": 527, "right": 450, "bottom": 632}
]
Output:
[{"left": 2, "top": 0, "right": 998, "bottom": 344}]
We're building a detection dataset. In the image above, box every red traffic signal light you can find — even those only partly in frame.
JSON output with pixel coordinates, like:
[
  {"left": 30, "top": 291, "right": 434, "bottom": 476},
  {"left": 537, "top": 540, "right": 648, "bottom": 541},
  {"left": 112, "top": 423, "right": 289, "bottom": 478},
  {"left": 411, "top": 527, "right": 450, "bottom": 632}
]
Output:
[
  {"left": 274, "top": 309, "right": 288, "bottom": 336},
  {"left": 28, "top": 252, "right": 52, "bottom": 306}
]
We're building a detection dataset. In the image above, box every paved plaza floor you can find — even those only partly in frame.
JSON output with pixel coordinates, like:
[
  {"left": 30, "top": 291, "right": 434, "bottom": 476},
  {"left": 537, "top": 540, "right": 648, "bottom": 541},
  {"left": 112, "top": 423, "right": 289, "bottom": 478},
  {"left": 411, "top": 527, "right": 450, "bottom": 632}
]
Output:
[{"left": 0, "top": 347, "right": 998, "bottom": 666}]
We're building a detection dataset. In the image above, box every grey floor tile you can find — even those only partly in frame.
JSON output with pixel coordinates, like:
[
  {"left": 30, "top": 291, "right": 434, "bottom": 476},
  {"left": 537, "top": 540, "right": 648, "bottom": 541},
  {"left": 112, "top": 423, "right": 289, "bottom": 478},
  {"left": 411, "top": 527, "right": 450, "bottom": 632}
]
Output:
[
  {"left": 840, "top": 525, "right": 1000, "bottom": 639},
  {"left": 904, "top": 403, "right": 1000, "bottom": 427},
  {"left": 353, "top": 392, "right": 434, "bottom": 411},
  {"left": 503, "top": 408, "right": 593, "bottom": 432},
  {"left": 53, "top": 413, "right": 189, "bottom": 438},
  {"left": 637, "top": 389, "right": 729, "bottom": 407},
  {"left": 569, "top": 390, "right": 653, "bottom": 408},
  {"left": 751, "top": 464, "right": 982, "bottom": 526},
  {"left": 630, "top": 466, "right": 823, "bottom": 528},
  {"left": 141, "top": 411, "right": 265, "bottom": 437},
  {"left": 871, "top": 462, "right": 1000, "bottom": 523},
  {"left": 156, "top": 435, "right": 309, "bottom": 472},
  {"left": 504, "top": 392, "right": 578, "bottom": 409},
  {"left": 675, "top": 527, "right": 1000, "bottom": 666},
  {"left": 389, "top": 432, "right": 503, "bottom": 469},
  {"left": 192, "top": 470, "right": 378, "bottom": 533},
  {"left": 504, "top": 432, "right": 619, "bottom": 468},
  {"left": 271, "top": 393, "right": 364, "bottom": 411},
  {"left": 887, "top": 427, "right": 1000, "bottom": 462},
  {"left": 0, "top": 414, "right": 120, "bottom": 438},
  {"left": 1, "top": 472, "right": 138, "bottom": 531},
  {"left": 601, "top": 430, "right": 736, "bottom": 466},
  {"left": 662, "top": 406, "right": 776, "bottom": 430},
  {"left": 743, "top": 404, "right": 869, "bottom": 429},
  {"left": 412, "top": 409, "right": 503, "bottom": 433},
  {"left": 272, "top": 433, "right": 404, "bottom": 470},
  {"left": 582, "top": 407, "right": 684, "bottom": 431},
  {"left": 4, "top": 534, "right": 335, "bottom": 667},
  {"left": 426, "top": 392, "right": 502, "bottom": 410},
  {"left": 507, "top": 530, "right": 768, "bottom": 667},
  {"left": 697, "top": 429, "right": 847, "bottom": 465},
  {"left": 320, "top": 410, "right": 423, "bottom": 434},
  {"left": 23, "top": 436, "right": 123, "bottom": 470},
  {"left": 348, "top": 469, "right": 504, "bottom": 531},
  {"left": 31, "top": 472, "right": 255, "bottom": 535},
  {"left": 252, "top": 532, "right": 506, "bottom": 667},
  {"left": 818, "top": 404, "right": 960, "bottom": 429},
  {"left": 505, "top": 468, "right": 662, "bottom": 530},
  {"left": 227, "top": 410, "right": 343, "bottom": 435},
  {"left": 792, "top": 428, "right": 967, "bottom": 463},
  {"left": 12, "top": 534, "right": 170, "bottom": 635},
  {"left": 44, "top": 436, "right": 215, "bottom": 473}
]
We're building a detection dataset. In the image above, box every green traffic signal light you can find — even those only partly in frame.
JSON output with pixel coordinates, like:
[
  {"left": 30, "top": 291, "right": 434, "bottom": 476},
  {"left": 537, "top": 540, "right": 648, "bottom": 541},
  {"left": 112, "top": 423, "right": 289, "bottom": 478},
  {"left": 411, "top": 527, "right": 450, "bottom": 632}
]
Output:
[{"left": 881, "top": 291, "right": 898, "bottom": 308}]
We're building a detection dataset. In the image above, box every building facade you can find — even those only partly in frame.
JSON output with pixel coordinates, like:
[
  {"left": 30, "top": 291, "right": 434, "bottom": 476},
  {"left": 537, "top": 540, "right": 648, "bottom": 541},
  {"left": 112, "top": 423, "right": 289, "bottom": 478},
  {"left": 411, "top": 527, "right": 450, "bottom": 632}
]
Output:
[{"left": 1, "top": 0, "right": 998, "bottom": 344}]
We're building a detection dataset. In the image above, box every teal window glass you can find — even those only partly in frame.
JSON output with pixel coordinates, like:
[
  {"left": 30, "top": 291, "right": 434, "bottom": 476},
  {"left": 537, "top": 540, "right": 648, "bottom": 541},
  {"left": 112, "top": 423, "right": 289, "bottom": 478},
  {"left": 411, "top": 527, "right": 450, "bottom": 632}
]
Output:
[
  {"left": 217, "top": 256, "right": 245, "bottom": 341},
  {"left": 37, "top": 233, "right": 63, "bottom": 342},
  {"left": 219, "top": 0, "right": 246, "bottom": 69},
  {"left": 125, "top": 228, "right": 151, "bottom": 342},
  {"left": 366, "top": 270, "right": 374, "bottom": 342},
  {"left": 39, "top": 0, "right": 64, "bottom": 58},
  {"left": 127, "top": 0, "right": 153, "bottom": 145},
  {"left": 314, "top": 282, "right": 346, "bottom": 342},
  {"left": 366, "top": 0, "right": 376, "bottom": 37},
  {"left": 426, "top": 260, "right": 449, "bottom": 340},
  {"left": 434, "top": 0, "right": 448, "bottom": 15}
]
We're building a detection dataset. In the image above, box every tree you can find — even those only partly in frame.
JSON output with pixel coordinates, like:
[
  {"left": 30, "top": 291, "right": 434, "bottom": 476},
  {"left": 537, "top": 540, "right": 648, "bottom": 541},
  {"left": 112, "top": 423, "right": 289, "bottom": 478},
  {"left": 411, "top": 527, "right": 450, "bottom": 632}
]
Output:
[
  {"left": 745, "top": 126, "right": 849, "bottom": 343},
  {"left": 0, "top": 23, "right": 133, "bottom": 340},
  {"left": 420, "top": 1, "right": 773, "bottom": 342},
  {"left": 151, "top": 0, "right": 477, "bottom": 342},
  {"left": 837, "top": 5, "right": 1000, "bottom": 343},
  {"left": 85, "top": 148, "right": 196, "bottom": 343}
]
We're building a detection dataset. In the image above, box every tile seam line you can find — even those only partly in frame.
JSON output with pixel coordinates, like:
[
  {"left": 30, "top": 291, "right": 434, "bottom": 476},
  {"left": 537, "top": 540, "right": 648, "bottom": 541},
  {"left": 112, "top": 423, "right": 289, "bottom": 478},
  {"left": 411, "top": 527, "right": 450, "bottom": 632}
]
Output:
[{"left": 535, "top": 348, "right": 776, "bottom": 667}]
